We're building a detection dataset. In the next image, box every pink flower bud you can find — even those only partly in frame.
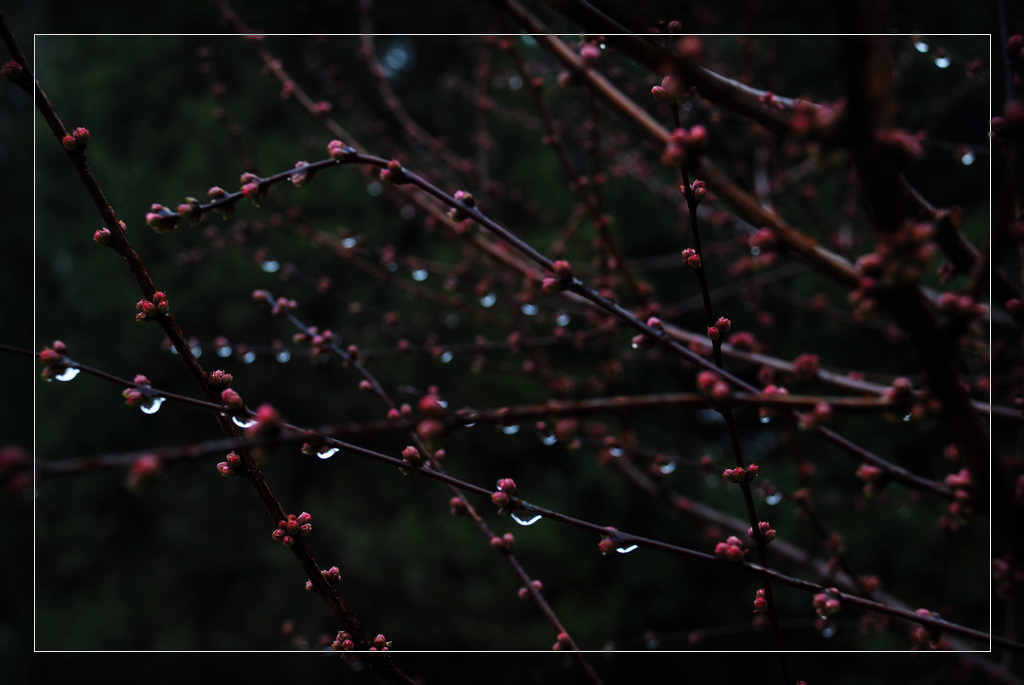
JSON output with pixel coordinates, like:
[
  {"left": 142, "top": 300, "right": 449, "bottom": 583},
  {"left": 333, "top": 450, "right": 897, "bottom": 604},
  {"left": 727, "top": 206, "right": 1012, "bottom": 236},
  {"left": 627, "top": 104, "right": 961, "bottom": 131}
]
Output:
[{"left": 221, "top": 388, "right": 243, "bottom": 409}]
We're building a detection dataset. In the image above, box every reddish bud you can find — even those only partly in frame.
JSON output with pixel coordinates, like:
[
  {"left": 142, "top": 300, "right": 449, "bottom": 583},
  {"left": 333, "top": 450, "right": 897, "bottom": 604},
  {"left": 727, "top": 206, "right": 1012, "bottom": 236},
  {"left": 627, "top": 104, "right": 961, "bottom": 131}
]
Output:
[{"left": 221, "top": 388, "right": 243, "bottom": 409}]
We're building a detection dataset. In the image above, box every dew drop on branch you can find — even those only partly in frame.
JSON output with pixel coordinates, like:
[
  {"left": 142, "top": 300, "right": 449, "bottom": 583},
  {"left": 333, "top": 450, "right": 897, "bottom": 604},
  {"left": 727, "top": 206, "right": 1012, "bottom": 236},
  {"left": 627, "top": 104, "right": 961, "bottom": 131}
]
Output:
[
  {"left": 55, "top": 367, "right": 80, "bottom": 382},
  {"left": 440, "top": 350, "right": 454, "bottom": 364},
  {"left": 914, "top": 40, "right": 929, "bottom": 53},
  {"left": 140, "top": 396, "right": 165, "bottom": 415},
  {"left": 242, "top": 351, "right": 257, "bottom": 364},
  {"left": 341, "top": 237, "right": 358, "bottom": 249},
  {"left": 231, "top": 415, "right": 258, "bottom": 428},
  {"left": 480, "top": 293, "right": 497, "bottom": 308},
  {"left": 316, "top": 447, "right": 339, "bottom": 460},
  {"left": 261, "top": 260, "right": 280, "bottom": 273},
  {"left": 616, "top": 544, "right": 638, "bottom": 554},
  {"left": 765, "top": 492, "right": 783, "bottom": 506},
  {"left": 960, "top": 151, "right": 974, "bottom": 166},
  {"left": 520, "top": 303, "right": 538, "bottom": 316},
  {"left": 659, "top": 461, "right": 677, "bottom": 475},
  {"left": 217, "top": 344, "right": 233, "bottom": 358},
  {"left": 510, "top": 512, "right": 543, "bottom": 526},
  {"left": 760, "top": 415, "right": 771, "bottom": 424},
  {"left": 501, "top": 424, "right": 520, "bottom": 435},
  {"left": 541, "top": 433, "right": 557, "bottom": 446},
  {"left": 556, "top": 313, "right": 570, "bottom": 327},
  {"left": 934, "top": 56, "right": 950, "bottom": 69},
  {"left": 276, "top": 350, "right": 291, "bottom": 363},
  {"left": 191, "top": 344, "right": 203, "bottom": 358},
  {"left": 411, "top": 269, "right": 428, "bottom": 282}
]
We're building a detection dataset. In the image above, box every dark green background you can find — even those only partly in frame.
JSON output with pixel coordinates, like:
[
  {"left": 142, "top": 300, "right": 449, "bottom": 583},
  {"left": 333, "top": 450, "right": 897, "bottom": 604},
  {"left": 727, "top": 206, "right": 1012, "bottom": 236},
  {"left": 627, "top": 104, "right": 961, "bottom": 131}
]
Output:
[{"left": 2, "top": 2, "right": 1016, "bottom": 683}]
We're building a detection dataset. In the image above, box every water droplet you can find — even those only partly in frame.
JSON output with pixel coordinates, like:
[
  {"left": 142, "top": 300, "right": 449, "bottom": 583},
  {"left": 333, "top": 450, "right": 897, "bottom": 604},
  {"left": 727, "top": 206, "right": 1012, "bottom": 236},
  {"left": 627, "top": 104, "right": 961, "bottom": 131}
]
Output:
[
  {"left": 658, "top": 461, "right": 677, "bottom": 475},
  {"left": 480, "top": 293, "right": 496, "bottom": 308},
  {"left": 437, "top": 399, "right": 449, "bottom": 409},
  {"left": 960, "top": 151, "right": 974, "bottom": 166},
  {"left": 232, "top": 415, "right": 258, "bottom": 428},
  {"left": 630, "top": 341, "right": 639, "bottom": 350},
  {"left": 914, "top": 40, "right": 929, "bottom": 53},
  {"left": 510, "top": 512, "right": 543, "bottom": 526},
  {"left": 616, "top": 544, "right": 638, "bottom": 554},
  {"left": 217, "top": 345, "right": 233, "bottom": 358},
  {"left": 608, "top": 447, "right": 623, "bottom": 458},
  {"left": 541, "top": 433, "right": 557, "bottom": 446},
  {"left": 599, "top": 43, "right": 606, "bottom": 50},
  {"left": 242, "top": 350, "right": 256, "bottom": 364},
  {"left": 384, "top": 45, "right": 409, "bottom": 72},
  {"left": 902, "top": 413, "right": 912, "bottom": 422},
  {"left": 463, "top": 422, "right": 476, "bottom": 428},
  {"left": 521, "top": 303, "right": 538, "bottom": 316},
  {"left": 501, "top": 425, "right": 520, "bottom": 435},
  {"left": 367, "top": 181, "right": 383, "bottom": 197},
  {"left": 821, "top": 625, "right": 836, "bottom": 638},
  {"left": 934, "top": 56, "right": 950, "bottom": 69},
  {"left": 140, "top": 396, "right": 165, "bottom": 415},
  {"left": 191, "top": 344, "right": 203, "bottom": 358},
  {"left": 760, "top": 415, "right": 771, "bottom": 424},
  {"left": 261, "top": 259, "right": 280, "bottom": 273},
  {"left": 556, "top": 313, "right": 570, "bottom": 327},
  {"left": 766, "top": 492, "right": 782, "bottom": 506},
  {"left": 412, "top": 268, "right": 428, "bottom": 282},
  {"left": 440, "top": 350, "right": 454, "bottom": 364},
  {"left": 276, "top": 350, "right": 291, "bottom": 363},
  {"left": 169, "top": 345, "right": 178, "bottom": 355},
  {"left": 750, "top": 246, "right": 761, "bottom": 257},
  {"left": 342, "top": 237, "right": 357, "bottom": 249},
  {"left": 55, "top": 367, "right": 80, "bottom": 382},
  {"left": 317, "top": 447, "right": 339, "bottom": 460},
  {"left": 521, "top": 35, "right": 536, "bottom": 46}
]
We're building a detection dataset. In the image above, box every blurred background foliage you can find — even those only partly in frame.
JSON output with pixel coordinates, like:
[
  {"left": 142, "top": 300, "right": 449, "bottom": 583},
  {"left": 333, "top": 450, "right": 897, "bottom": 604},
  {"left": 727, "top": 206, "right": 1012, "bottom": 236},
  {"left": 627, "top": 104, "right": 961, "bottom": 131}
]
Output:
[{"left": 1, "top": 1, "right": 1014, "bottom": 683}]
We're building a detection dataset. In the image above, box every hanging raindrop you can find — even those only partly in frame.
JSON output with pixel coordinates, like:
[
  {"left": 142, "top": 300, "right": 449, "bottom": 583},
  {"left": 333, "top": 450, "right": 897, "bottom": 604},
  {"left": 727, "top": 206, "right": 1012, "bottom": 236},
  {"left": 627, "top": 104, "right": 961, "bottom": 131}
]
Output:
[
  {"left": 341, "top": 237, "right": 358, "bottom": 248},
  {"left": 510, "top": 512, "right": 543, "bottom": 526},
  {"left": 261, "top": 260, "right": 280, "bottom": 273},
  {"left": 501, "top": 425, "right": 520, "bottom": 435},
  {"left": 191, "top": 344, "right": 203, "bottom": 358},
  {"left": 556, "top": 313, "right": 570, "bottom": 327},
  {"left": 821, "top": 625, "right": 836, "bottom": 638},
  {"left": 217, "top": 345, "right": 233, "bottom": 358},
  {"left": 541, "top": 433, "right": 557, "bottom": 446},
  {"left": 934, "top": 55, "right": 950, "bottom": 69},
  {"left": 140, "top": 396, "right": 165, "bottom": 415},
  {"left": 411, "top": 269, "right": 428, "bottom": 282},
  {"left": 760, "top": 415, "right": 771, "bottom": 424},
  {"left": 316, "top": 447, "right": 339, "bottom": 460},
  {"left": 521, "top": 303, "right": 538, "bottom": 316},
  {"left": 658, "top": 461, "right": 677, "bottom": 475},
  {"left": 440, "top": 350, "right": 454, "bottom": 364},
  {"left": 480, "top": 293, "right": 497, "bottom": 308},
  {"left": 960, "top": 151, "right": 975, "bottom": 166},
  {"left": 242, "top": 351, "right": 256, "bottom": 364},
  {"left": 55, "top": 367, "right": 80, "bottom": 382},
  {"left": 616, "top": 544, "right": 638, "bottom": 554},
  {"left": 914, "top": 39, "right": 929, "bottom": 53},
  {"left": 765, "top": 492, "right": 783, "bottom": 506},
  {"left": 232, "top": 415, "right": 258, "bottom": 428},
  {"left": 276, "top": 350, "right": 291, "bottom": 363}
]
